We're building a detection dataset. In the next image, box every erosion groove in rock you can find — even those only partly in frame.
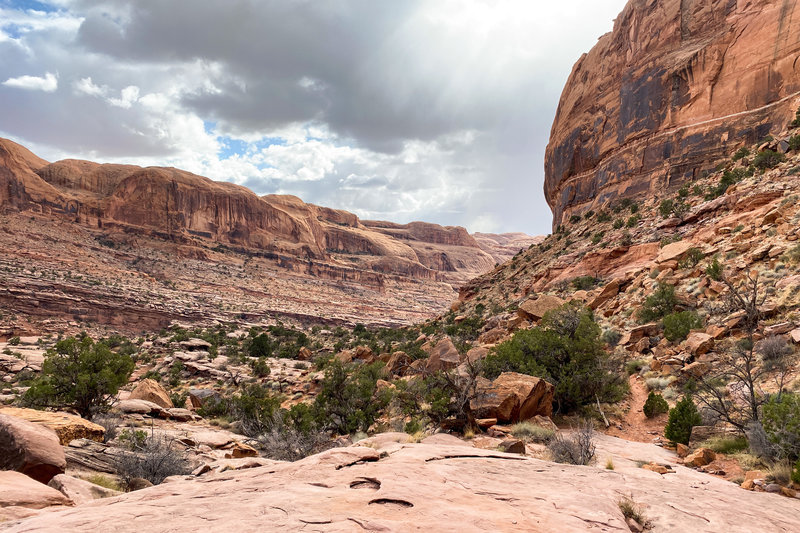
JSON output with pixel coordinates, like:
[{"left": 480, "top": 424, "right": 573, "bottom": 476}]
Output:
[{"left": 545, "top": 0, "right": 800, "bottom": 227}]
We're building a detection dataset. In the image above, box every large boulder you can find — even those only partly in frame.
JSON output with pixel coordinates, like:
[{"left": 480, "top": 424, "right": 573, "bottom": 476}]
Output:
[
  {"left": 188, "top": 389, "right": 221, "bottom": 409},
  {"left": 48, "top": 474, "right": 121, "bottom": 505},
  {"left": 129, "top": 379, "right": 174, "bottom": 409},
  {"left": 684, "top": 332, "right": 714, "bottom": 356},
  {"left": 471, "top": 372, "right": 554, "bottom": 422},
  {"left": 0, "top": 407, "right": 104, "bottom": 445},
  {"left": 518, "top": 295, "right": 564, "bottom": 321},
  {"left": 425, "top": 337, "right": 461, "bottom": 372},
  {"left": 0, "top": 471, "right": 72, "bottom": 509},
  {"left": 0, "top": 413, "right": 66, "bottom": 483}
]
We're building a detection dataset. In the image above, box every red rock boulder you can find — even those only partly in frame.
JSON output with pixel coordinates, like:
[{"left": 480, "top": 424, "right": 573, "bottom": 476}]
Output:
[
  {"left": 471, "top": 372, "right": 554, "bottom": 423},
  {"left": 0, "top": 413, "right": 67, "bottom": 483}
]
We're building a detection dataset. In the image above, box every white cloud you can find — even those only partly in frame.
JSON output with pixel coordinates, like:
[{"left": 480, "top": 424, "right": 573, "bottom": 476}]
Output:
[
  {"left": 3, "top": 72, "right": 58, "bottom": 92},
  {"left": 0, "top": 0, "right": 629, "bottom": 235}
]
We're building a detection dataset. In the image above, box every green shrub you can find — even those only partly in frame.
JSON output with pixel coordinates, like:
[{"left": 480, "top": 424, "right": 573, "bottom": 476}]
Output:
[
  {"left": 8, "top": 336, "right": 20, "bottom": 346},
  {"left": 789, "top": 135, "right": 800, "bottom": 151},
  {"left": 701, "top": 436, "right": 749, "bottom": 455},
  {"left": 643, "top": 392, "right": 669, "bottom": 418},
  {"left": 663, "top": 311, "right": 703, "bottom": 342},
  {"left": 591, "top": 231, "right": 605, "bottom": 245},
  {"left": 677, "top": 185, "right": 689, "bottom": 199},
  {"left": 572, "top": 275, "right": 599, "bottom": 291},
  {"left": 613, "top": 218, "right": 624, "bottom": 229},
  {"left": 753, "top": 150, "right": 786, "bottom": 171},
  {"left": 511, "top": 421, "right": 555, "bottom": 443},
  {"left": 793, "top": 460, "right": 800, "bottom": 484},
  {"left": 597, "top": 211, "right": 612, "bottom": 223},
  {"left": 602, "top": 329, "right": 621, "bottom": 347},
  {"left": 791, "top": 107, "right": 800, "bottom": 129},
  {"left": 625, "top": 359, "right": 646, "bottom": 375},
  {"left": 249, "top": 356, "right": 271, "bottom": 377},
  {"left": 659, "top": 199, "right": 674, "bottom": 218},
  {"left": 483, "top": 303, "right": 626, "bottom": 413},
  {"left": 228, "top": 384, "right": 282, "bottom": 437},
  {"left": 732, "top": 147, "right": 750, "bottom": 161},
  {"left": 22, "top": 336, "right": 135, "bottom": 419},
  {"left": 705, "top": 257, "right": 723, "bottom": 280},
  {"left": 626, "top": 215, "right": 639, "bottom": 228},
  {"left": 569, "top": 214, "right": 581, "bottom": 224},
  {"left": 637, "top": 283, "right": 677, "bottom": 323},
  {"left": 313, "top": 360, "right": 391, "bottom": 435},
  {"left": 762, "top": 393, "right": 800, "bottom": 459},
  {"left": 664, "top": 396, "right": 702, "bottom": 445},
  {"left": 247, "top": 333, "right": 274, "bottom": 358}
]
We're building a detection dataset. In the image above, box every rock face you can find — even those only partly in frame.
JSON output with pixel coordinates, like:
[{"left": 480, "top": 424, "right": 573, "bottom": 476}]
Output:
[
  {"left": 0, "top": 471, "right": 72, "bottom": 511},
  {"left": 0, "top": 408, "right": 104, "bottom": 445},
  {"left": 545, "top": 0, "right": 800, "bottom": 227},
  {"left": 471, "top": 372, "right": 555, "bottom": 422},
  {"left": 4, "top": 442, "right": 799, "bottom": 532},
  {"left": 128, "top": 379, "right": 173, "bottom": 409},
  {"left": 0, "top": 137, "right": 538, "bottom": 330},
  {"left": 0, "top": 414, "right": 66, "bottom": 484},
  {"left": 0, "top": 137, "right": 504, "bottom": 286}
]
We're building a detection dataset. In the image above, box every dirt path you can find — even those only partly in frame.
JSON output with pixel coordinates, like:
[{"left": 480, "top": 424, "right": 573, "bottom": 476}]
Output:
[{"left": 604, "top": 374, "right": 668, "bottom": 444}]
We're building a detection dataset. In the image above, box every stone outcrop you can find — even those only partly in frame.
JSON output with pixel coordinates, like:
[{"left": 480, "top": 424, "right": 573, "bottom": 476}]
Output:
[
  {"left": 129, "top": 379, "right": 173, "bottom": 409},
  {"left": 471, "top": 372, "right": 555, "bottom": 422},
  {"left": 47, "top": 474, "right": 121, "bottom": 505},
  {"left": 0, "top": 413, "right": 66, "bottom": 484},
  {"left": 545, "top": 0, "right": 800, "bottom": 227},
  {"left": 0, "top": 408, "right": 104, "bottom": 445},
  {"left": 4, "top": 441, "right": 799, "bottom": 532},
  {"left": 0, "top": 471, "right": 72, "bottom": 512},
  {"left": 0, "top": 137, "right": 509, "bottom": 288}
]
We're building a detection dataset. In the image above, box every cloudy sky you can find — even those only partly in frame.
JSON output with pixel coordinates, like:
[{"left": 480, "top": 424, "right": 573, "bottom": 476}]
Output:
[{"left": 0, "top": 0, "right": 626, "bottom": 235}]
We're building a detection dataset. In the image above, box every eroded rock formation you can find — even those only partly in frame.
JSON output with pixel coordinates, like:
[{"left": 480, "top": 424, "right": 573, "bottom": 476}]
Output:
[{"left": 545, "top": 0, "right": 800, "bottom": 227}]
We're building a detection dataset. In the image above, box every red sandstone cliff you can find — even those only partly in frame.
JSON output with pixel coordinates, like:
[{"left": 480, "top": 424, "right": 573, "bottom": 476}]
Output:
[
  {"left": 545, "top": 0, "right": 800, "bottom": 227},
  {"left": 0, "top": 137, "right": 519, "bottom": 285}
]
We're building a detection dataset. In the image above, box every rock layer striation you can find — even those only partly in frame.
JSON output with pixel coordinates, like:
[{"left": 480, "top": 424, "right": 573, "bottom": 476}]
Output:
[{"left": 545, "top": 0, "right": 800, "bottom": 226}]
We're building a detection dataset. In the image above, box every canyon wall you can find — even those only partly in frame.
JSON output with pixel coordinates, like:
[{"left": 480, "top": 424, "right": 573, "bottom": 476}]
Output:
[
  {"left": 545, "top": 0, "right": 800, "bottom": 227},
  {"left": 0, "top": 137, "right": 528, "bottom": 287}
]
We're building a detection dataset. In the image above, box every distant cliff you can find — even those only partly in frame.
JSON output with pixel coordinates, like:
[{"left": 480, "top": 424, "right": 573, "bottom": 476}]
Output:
[
  {"left": 545, "top": 0, "right": 800, "bottom": 227},
  {"left": 0, "top": 137, "right": 534, "bottom": 286}
]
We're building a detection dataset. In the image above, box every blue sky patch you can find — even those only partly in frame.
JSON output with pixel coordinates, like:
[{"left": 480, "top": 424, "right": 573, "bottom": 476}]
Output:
[{"left": 2, "top": 0, "right": 59, "bottom": 13}]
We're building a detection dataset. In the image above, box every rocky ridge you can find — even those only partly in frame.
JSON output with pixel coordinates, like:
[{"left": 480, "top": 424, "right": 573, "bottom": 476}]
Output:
[
  {"left": 545, "top": 0, "right": 800, "bottom": 227},
  {"left": 0, "top": 137, "right": 537, "bottom": 330}
]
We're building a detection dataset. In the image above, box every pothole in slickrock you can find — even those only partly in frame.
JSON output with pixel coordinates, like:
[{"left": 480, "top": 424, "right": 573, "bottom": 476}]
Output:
[
  {"left": 368, "top": 498, "right": 414, "bottom": 509},
  {"left": 350, "top": 477, "right": 381, "bottom": 490}
]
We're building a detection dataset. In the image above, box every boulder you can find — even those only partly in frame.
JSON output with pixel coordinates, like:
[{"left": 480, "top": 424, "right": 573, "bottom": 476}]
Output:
[
  {"left": 684, "top": 448, "right": 716, "bottom": 468},
  {"left": 0, "top": 413, "right": 66, "bottom": 483},
  {"left": 498, "top": 438, "right": 525, "bottom": 455},
  {"left": 517, "top": 294, "right": 564, "bottom": 321},
  {"left": 0, "top": 407, "right": 104, "bottom": 445},
  {"left": 588, "top": 279, "right": 620, "bottom": 310},
  {"left": 642, "top": 463, "right": 671, "bottom": 475},
  {"left": 790, "top": 329, "right": 800, "bottom": 344},
  {"left": 684, "top": 333, "right": 714, "bottom": 356},
  {"left": 657, "top": 242, "right": 697, "bottom": 264},
  {"left": 117, "top": 399, "right": 166, "bottom": 417},
  {"left": 620, "top": 323, "right": 659, "bottom": 347},
  {"left": 0, "top": 471, "right": 72, "bottom": 509},
  {"left": 129, "top": 379, "right": 173, "bottom": 409},
  {"left": 47, "top": 474, "right": 121, "bottom": 505},
  {"left": 297, "top": 347, "right": 313, "bottom": 361},
  {"left": 180, "top": 338, "right": 212, "bottom": 351},
  {"left": 385, "top": 351, "right": 411, "bottom": 376},
  {"left": 188, "top": 389, "right": 221, "bottom": 409},
  {"left": 681, "top": 361, "right": 709, "bottom": 379},
  {"left": 471, "top": 372, "right": 554, "bottom": 423},
  {"left": 425, "top": 337, "right": 461, "bottom": 372},
  {"left": 221, "top": 441, "right": 258, "bottom": 459}
]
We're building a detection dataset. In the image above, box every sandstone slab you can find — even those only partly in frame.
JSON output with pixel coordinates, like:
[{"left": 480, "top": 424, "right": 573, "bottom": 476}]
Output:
[
  {"left": 0, "top": 408, "right": 103, "bottom": 445},
  {"left": 0, "top": 413, "right": 66, "bottom": 484}
]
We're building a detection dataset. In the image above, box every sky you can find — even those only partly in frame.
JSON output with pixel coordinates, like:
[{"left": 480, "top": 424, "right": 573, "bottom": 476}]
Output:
[{"left": 0, "top": 0, "right": 627, "bottom": 235}]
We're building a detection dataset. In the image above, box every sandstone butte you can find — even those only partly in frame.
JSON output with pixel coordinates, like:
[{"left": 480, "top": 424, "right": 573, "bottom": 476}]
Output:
[
  {"left": 0, "top": 136, "right": 534, "bottom": 287},
  {"left": 545, "top": 0, "right": 800, "bottom": 227}
]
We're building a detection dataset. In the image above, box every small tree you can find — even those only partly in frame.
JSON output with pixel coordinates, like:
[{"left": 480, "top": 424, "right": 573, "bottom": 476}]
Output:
[
  {"left": 313, "top": 360, "right": 390, "bottom": 435},
  {"left": 663, "top": 311, "right": 703, "bottom": 342},
  {"left": 664, "top": 396, "right": 702, "bottom": 445},
  {"left": 637, "top": 283, "right": 678, "bottom": 323},
  {"left": 643, "top": 392, "right": 669, "bottom": 418},
  {"left": 22, "top": 336, "right": 134, "bottom": 419},
  {"left": 761, "top": 393, "right": 800, "bottom": 460}
]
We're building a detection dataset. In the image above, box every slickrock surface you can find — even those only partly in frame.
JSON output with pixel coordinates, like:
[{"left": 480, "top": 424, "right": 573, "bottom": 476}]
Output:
[
  {"left": 545, "top": 0, "right": 800, "bottom": 226},
  {"left": 3, "top": 441, "right": 799, "bottom": 532},
  {"left": 0, "top": 137, "right": 536, "bottom": 329}
]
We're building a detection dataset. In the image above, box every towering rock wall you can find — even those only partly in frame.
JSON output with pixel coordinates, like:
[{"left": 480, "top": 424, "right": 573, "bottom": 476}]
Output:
[
  {"left": 545, "top": 0, "right": 800, "bottom": 227},
  {"left": 0, "top": 137, "right": 511, "bottom": 285}
]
